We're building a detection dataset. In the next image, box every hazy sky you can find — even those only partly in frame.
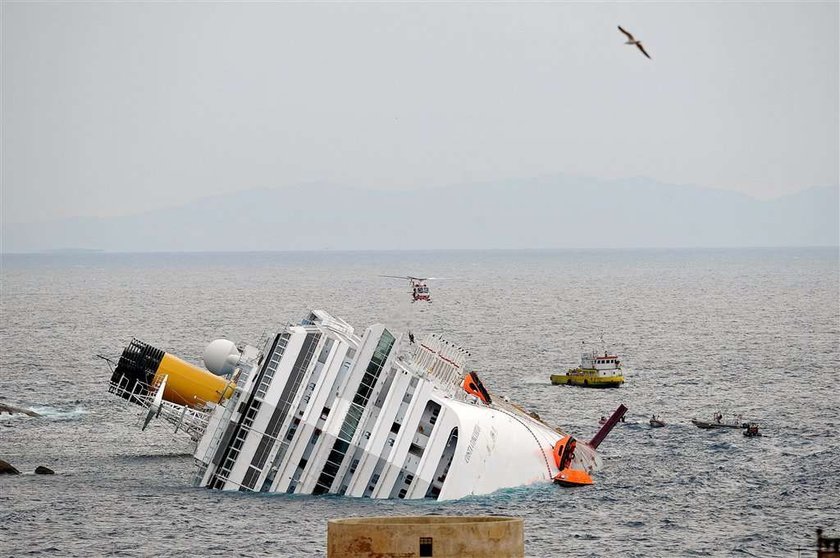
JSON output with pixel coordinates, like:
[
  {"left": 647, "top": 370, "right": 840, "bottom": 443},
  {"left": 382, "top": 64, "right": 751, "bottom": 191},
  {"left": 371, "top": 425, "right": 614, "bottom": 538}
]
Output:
[{"left": 3, "top": 1, "right": 838, "bottom": 223}]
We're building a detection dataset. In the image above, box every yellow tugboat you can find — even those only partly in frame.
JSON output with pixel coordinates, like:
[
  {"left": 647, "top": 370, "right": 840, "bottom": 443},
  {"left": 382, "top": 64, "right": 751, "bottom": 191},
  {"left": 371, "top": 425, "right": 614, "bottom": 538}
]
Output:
[{"left": 550, "top": 347, "right": 625, "bottom": 388}]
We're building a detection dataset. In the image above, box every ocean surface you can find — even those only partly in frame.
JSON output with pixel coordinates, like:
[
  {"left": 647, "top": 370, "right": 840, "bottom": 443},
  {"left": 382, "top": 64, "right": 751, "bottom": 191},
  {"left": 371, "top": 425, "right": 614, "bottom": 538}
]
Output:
[{"left": 1, "top": 248, "right": 838, "bottom": 557}]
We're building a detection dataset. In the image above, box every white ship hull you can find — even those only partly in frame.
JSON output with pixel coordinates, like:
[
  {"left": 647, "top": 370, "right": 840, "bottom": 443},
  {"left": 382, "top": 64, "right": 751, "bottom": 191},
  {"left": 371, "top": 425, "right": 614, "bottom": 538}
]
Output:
[{"left": 109, "top": 310, "right": 603, "bottom": 500}]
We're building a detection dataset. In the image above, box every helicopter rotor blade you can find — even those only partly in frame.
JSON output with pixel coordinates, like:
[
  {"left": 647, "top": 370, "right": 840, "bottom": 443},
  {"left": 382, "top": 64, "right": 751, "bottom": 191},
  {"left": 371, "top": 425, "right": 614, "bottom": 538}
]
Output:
[{"left": 379, "top": 274, "right": 443, "bottom": 281}]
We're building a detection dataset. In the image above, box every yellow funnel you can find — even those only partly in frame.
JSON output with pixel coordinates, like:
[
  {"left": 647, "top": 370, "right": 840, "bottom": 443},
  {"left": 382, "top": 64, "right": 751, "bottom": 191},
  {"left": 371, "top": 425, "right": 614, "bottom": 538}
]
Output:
[
  {"left": 152, "top": 353, "right": 235, "bottom": 408},
  {"left": 111, "top": 339, "right": 235, "bottom": 409}
]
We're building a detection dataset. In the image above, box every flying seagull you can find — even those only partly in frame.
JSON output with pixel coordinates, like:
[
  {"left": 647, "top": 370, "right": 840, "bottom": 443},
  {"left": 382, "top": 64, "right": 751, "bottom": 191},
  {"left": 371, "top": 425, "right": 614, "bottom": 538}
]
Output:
[{"left": 618, "top": 26, "right": 651, "bottom": 60}]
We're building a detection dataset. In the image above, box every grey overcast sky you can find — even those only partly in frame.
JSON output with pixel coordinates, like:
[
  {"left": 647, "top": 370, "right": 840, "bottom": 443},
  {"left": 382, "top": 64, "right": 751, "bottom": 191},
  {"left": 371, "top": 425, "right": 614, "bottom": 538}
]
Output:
[{"left": 2, "top": 1, "right": 838, "bottom": 223}]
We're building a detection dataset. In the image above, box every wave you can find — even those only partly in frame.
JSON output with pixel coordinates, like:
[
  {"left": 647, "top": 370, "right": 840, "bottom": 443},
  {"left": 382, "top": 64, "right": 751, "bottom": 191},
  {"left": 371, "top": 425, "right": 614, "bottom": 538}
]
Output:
[{"left": 0, "top": 405, "right": 88, "bottom": 422}]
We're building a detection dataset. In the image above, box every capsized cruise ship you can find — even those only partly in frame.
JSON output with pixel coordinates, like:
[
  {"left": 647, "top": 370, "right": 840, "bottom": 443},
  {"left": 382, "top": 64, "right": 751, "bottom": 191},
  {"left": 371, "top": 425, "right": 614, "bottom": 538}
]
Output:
[{"left": 106, "top": 310, "right": 623, "bottom": 500}]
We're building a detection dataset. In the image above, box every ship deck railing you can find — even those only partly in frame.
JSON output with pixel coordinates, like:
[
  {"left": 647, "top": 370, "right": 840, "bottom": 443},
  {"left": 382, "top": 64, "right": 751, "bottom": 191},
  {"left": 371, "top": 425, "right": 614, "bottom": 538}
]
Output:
[{"left": 108, "top": 375, "right": 211, "bottom": 441}]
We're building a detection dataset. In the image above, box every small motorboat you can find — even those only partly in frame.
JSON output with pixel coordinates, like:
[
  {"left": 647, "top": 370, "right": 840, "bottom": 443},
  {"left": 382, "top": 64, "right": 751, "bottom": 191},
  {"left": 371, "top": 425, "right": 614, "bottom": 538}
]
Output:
[
  {"left": 743, "top": 423, "right": 762, "bottom": 437},
  {"left": 692, "top": 412, "right": 748, "bottom": 430},
  {"left": 691, "top": 419, "right": 746, "bottom": 429},
  {"left": 649, "top": 415, "right": 666, "bottom": 428}
]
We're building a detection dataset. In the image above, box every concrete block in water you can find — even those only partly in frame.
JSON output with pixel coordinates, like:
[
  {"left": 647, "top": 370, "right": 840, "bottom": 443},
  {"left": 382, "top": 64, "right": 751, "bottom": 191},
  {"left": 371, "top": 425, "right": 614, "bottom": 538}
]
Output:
[{"left": 327, "top": 516, "right": 524, "bottom": 558}]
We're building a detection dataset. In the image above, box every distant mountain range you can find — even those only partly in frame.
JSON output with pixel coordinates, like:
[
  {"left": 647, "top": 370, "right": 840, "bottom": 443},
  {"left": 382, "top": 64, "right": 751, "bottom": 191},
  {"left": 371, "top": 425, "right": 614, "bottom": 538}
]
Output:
[{"left": 3, "top": 176, "right": 838, "bottom": 252}]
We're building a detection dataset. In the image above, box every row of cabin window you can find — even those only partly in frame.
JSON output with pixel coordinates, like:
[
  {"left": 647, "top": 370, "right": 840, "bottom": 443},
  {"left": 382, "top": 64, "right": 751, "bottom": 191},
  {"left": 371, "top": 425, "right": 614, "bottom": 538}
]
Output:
[{"left": 595, "top": 359, "right": 617, "bottom": 364}]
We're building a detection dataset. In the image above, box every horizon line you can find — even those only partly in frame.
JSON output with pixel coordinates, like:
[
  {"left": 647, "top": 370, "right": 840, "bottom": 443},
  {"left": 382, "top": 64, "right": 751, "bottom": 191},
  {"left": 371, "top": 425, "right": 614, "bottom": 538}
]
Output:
[{"left": 2, "top": 245, "right": 838, "bottom": 257}]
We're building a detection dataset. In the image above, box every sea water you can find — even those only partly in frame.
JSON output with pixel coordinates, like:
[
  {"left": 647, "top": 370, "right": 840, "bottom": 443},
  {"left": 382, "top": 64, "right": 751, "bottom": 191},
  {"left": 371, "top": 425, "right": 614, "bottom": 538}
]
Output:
[{"left": 1, "top": 248, "right": 837, "bottom": 557}]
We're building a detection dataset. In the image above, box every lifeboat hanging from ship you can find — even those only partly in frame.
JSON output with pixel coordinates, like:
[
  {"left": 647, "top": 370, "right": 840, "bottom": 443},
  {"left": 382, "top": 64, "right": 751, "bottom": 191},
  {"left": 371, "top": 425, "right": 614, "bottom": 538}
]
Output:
[
  {"left": 551, "top": 435, "right": 593, "bottom": 487},
  {"left": 462, "top": 371, "right": 492, "bottom": 404},
  {"left": 552, "top": 404, "right": 627, "bottom": 487}
]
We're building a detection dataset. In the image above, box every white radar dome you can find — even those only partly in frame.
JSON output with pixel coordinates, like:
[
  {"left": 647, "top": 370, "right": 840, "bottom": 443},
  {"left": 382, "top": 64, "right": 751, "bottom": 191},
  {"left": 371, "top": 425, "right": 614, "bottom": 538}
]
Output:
[{"left": 203, "top": 339, "right": 241, "bottom": 376}]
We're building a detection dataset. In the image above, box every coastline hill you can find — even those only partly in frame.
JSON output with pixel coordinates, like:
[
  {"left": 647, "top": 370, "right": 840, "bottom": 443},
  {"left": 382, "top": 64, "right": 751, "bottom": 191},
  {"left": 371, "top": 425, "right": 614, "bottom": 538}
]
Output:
[{"left": 3, "top": 176, "right": 837, "bottom": 252}]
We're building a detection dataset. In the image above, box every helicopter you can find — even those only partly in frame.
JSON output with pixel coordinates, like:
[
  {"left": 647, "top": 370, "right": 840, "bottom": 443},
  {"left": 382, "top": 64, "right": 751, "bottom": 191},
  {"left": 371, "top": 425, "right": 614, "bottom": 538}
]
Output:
[{"left": 380, "top": 275, "right": 435, "bottom": 303}]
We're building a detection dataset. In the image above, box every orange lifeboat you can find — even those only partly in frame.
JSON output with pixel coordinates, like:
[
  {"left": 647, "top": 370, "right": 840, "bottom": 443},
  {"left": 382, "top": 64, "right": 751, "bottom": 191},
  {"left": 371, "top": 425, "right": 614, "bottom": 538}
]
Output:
[
  {"left": 551, "top": 435, "right": 593, "bottom": 487},
  {"left": 462, "top": 371, "right": 492, "bottom": 404},
  {"left": 553, "top": 468, "right": 593, "bottom": 487}
]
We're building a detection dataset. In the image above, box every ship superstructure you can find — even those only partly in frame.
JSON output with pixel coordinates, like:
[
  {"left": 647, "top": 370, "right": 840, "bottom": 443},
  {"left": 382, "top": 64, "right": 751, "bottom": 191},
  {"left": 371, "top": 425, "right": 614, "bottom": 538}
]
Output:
[{"left": 108, "top": 310, "right": 615, "bottom": 500}]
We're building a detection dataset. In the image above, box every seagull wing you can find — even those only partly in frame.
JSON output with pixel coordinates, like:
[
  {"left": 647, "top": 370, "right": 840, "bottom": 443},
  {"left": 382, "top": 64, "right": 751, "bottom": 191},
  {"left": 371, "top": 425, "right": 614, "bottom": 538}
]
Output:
[
  {"left": 636, "top": 42, "right": 652, "bottom": 59},
  {"left": 618, "top": 26, "right": 635, "bottom": 41}
]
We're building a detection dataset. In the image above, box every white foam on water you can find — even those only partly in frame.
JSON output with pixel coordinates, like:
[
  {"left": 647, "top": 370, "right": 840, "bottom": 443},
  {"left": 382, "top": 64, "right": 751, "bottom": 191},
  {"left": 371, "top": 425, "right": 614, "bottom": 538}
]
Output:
[{"left": 28, "top": 405, "right": 89, "bottom": 421}]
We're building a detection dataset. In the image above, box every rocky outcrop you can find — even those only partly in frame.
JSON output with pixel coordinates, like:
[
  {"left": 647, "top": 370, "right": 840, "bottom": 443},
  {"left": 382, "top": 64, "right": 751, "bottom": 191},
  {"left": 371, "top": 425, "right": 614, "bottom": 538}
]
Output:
[
  {"left": 0, "top": 459, "right": 20, "bottom": 475},
  {"left": 34, "top": 466, "right": 55, "bottom": 475},
  {"left": 0, "top": 402, "right": 40, "bottom": 417}
]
